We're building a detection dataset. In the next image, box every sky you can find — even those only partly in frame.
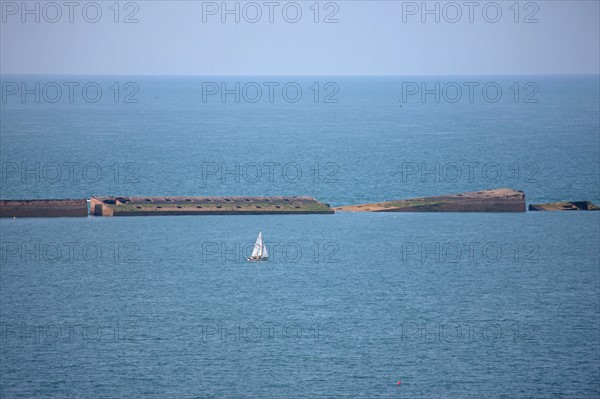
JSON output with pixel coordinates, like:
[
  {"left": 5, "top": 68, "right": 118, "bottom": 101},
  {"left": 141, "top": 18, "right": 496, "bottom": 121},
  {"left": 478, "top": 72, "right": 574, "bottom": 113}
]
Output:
[{"left": 1, "top": 0, "right": 599, "bottom": 75}]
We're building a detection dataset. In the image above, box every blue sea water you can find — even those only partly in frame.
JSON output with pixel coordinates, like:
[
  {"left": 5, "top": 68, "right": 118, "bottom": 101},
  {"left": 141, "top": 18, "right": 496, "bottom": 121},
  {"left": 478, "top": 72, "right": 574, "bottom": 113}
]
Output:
[
  {"left": 1, "top": 75, "right": 599, "bottom": 204},
  {"left": 1, "top": 75, "right": 599, "bottom": 398}
]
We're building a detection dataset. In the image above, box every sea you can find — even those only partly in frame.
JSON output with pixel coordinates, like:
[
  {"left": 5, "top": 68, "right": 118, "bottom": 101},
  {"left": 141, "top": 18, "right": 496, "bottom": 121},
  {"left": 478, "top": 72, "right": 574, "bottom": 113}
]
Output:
[{"left": 1, "top": 75, "right": 599, "bottom": 398}]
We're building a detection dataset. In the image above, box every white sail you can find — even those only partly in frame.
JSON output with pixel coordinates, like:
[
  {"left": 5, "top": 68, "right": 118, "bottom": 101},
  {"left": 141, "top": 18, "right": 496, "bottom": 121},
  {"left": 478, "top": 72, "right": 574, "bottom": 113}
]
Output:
[
  {"left": 262, "top": 238, "right": 268, "bottom": 258},
  {"left": 251, "top": 232, "right": 263, "bottom": 258}
]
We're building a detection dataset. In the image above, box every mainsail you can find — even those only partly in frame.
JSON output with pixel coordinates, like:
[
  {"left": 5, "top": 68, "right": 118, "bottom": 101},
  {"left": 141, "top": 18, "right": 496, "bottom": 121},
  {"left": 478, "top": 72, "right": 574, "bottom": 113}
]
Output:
[{"left": 251, "top": 232, "right": 262, "bottom": 258}]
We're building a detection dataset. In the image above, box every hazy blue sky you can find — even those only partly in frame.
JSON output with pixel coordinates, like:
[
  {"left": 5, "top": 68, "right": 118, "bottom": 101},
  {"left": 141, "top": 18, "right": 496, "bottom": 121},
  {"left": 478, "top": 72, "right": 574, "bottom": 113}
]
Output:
[{"left": 1, "top": 0, "right": 598, "bottom": 75}]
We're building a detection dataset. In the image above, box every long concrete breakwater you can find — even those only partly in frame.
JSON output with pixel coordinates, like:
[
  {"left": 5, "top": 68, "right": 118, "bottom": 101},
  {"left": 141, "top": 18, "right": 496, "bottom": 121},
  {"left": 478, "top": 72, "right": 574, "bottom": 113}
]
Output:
[
  {"left": 90, "top": 196, "right": 334, "bottom": 216},
  {"left": 1, "top": 189, "right": 598, "bottom": 218},
  {"left": 0, "top": 196, "right": 334, "bottom": 217}
]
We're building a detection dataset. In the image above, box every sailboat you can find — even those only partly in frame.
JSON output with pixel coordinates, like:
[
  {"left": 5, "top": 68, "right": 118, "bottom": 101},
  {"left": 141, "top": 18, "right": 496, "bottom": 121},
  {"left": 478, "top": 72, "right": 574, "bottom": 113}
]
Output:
[{"left": 247, "top": 231, "right": 269, "bottom": 262}]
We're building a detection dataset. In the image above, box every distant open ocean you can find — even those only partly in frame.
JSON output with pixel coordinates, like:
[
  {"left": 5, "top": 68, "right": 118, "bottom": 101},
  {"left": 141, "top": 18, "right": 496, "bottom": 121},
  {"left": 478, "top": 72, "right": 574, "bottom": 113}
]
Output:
[{"left": 1, "top": 75, "right": 599, "bottom": 398}]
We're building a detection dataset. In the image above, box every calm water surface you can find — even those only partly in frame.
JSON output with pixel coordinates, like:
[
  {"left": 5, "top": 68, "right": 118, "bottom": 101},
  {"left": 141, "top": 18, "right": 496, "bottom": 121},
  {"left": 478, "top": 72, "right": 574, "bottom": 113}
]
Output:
[{"left": 1, "top": 76, "right": 599, "bottom": 397}]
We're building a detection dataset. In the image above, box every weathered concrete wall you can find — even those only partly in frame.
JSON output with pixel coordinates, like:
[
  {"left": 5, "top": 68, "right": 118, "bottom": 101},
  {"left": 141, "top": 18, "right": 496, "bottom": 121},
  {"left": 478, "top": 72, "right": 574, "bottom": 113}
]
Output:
[
  {"left": 529, "top": 201, "right": 599, "bottom": 211},
  {"left": 90, "top": 196, "right": 334, "bottom": 216},
  {"left": 90, "top": 197, "right": 114, "bottom": 216},
  {"left": 0, "top": 199, "right": 88, "bottom": 218},
  {"left": 334, "top": 189, "right": 526, "bottom": 212}
]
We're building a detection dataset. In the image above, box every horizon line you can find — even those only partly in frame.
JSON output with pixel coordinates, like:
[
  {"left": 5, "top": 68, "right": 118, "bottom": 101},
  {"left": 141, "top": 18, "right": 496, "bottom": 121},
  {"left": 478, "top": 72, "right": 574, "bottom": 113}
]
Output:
[{"left": 1, "top": 73, "right": 598, "bottom": 77}]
